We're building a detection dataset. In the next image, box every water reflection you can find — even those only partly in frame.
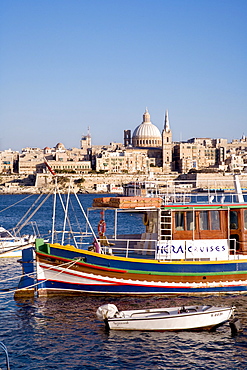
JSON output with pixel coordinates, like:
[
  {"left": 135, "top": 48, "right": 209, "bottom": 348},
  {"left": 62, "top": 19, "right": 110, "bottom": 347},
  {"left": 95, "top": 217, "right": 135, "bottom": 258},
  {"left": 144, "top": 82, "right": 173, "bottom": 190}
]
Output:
[{"left": 14, "top": 295, "right": 247, "bottom": 369}]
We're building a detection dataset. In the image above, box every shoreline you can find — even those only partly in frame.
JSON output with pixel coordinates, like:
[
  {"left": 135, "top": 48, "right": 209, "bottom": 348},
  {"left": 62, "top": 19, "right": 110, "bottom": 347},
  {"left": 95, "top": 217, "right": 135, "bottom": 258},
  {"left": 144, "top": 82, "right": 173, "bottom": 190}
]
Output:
[{"left": 1, "top": 172, "right": 247, "bottom": 195}]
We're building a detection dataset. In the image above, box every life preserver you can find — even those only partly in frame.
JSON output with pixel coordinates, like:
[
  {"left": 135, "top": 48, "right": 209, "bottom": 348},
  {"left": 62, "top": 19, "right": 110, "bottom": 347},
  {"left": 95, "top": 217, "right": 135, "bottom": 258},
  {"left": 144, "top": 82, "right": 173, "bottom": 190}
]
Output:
[
  {"left": 98, "top": 219, "right": 106, "bottom": 236},
  {"left": 143, "top": 213, "right": 149, "bottom": 226}
]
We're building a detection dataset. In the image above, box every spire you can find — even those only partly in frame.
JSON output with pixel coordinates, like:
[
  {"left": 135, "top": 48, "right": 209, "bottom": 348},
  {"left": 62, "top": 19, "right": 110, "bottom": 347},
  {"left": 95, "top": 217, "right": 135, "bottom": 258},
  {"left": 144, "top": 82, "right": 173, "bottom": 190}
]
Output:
[{"left": 164, "top": 110, "right": 170, "bottom": 132}]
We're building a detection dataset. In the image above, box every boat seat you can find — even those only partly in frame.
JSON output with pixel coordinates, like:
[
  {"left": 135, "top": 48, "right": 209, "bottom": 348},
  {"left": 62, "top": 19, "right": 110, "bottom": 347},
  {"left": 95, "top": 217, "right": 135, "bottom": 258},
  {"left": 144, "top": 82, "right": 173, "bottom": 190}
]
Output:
[
  {"left": 99, "top": 235, "right": 115, "bottom": 247},
  {"left": 202, "top": 305, "right": 212, "bottom": 311},
  {"left": 146, "top": 311, "right": 170, "bottom": 318}
]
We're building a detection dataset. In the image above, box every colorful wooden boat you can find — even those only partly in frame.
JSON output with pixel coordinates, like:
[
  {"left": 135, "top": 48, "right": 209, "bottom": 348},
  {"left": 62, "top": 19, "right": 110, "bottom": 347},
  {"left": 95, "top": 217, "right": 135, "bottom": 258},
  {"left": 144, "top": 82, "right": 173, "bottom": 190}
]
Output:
[
  {"left": 96, "top": 304, "right": 235, "bottom": 331},
  {"left": 15, "top": 178, "right": 247, "bottom": 297}
]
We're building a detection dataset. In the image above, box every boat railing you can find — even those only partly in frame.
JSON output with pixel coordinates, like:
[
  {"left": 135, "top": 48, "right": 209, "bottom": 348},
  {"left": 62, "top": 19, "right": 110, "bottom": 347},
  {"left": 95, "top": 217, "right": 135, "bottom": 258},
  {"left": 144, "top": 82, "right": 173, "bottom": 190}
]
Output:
[
  {"left": 100, "top": 238, "right": 157, "bottom": 259},
  {"left": 161, "top": 191, "right": 247, "bottom": 205},
  {"left": 230, "top": 238, "right": 237, "bottom": 256},
  {"left": 99, "top": 237, "right": 245, "bottom": 261}
]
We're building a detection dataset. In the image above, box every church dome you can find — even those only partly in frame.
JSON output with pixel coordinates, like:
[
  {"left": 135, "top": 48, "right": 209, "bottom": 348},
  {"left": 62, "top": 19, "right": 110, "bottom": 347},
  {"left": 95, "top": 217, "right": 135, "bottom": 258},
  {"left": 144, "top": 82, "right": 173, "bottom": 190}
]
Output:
[
  {"left": 132, "top": 108, "right": 162, "bottom": 147},
  {"left": 55, "top": 142, "right": 65, "bottom": 150}
]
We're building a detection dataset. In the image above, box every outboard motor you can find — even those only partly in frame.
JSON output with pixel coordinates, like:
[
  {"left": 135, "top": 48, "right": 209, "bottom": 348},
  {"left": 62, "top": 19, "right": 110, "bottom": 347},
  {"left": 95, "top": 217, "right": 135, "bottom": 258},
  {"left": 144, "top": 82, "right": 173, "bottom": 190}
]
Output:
[{"left": 96, "top": 304, "right": 118, "bottom": 320}]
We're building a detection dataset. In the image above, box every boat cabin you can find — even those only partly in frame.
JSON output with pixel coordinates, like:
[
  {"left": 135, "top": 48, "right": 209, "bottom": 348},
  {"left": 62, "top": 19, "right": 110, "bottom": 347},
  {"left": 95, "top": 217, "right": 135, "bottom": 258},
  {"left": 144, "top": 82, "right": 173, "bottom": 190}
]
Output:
[
  {"left": 159, "top": 205, "right": 247, "bottom": 255},
  {"left": 90, "top": 195, "right": 247, "bottom": 261}
]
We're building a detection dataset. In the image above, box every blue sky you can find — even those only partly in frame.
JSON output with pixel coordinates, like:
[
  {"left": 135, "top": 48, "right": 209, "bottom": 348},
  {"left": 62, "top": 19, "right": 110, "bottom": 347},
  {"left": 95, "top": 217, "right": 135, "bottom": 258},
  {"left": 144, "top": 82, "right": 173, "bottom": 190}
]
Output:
[{"left": 0, "top": 0, "right": 247, "bottom": 151}]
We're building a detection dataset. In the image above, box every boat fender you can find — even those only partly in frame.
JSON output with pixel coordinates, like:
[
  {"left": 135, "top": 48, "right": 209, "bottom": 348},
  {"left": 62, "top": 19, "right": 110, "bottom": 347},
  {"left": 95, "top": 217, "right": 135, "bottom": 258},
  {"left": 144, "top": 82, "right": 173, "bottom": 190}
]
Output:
[
  {"left": 98, "top": 219, "right": 106, "bottom": 236},
  {"left": 143, "top": 213, "right": 149, "bottom": 226}
]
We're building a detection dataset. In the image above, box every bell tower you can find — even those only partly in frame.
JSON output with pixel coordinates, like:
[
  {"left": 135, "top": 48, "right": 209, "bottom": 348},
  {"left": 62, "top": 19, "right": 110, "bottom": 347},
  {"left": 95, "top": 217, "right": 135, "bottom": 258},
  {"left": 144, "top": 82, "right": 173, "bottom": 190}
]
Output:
[
  {"left": 80, "top": 127, "right": 92, "bottom": 152},
  {"left": 162, "top": 110, "right": 172, "bottom": 173}
]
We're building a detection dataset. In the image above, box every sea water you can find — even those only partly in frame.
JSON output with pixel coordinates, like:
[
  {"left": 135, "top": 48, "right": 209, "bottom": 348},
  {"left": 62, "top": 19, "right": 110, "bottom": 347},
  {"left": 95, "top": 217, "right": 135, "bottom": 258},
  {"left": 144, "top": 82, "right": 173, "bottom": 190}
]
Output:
[{"left": 0, "top": 194, "right": 247, "bottom": 369}]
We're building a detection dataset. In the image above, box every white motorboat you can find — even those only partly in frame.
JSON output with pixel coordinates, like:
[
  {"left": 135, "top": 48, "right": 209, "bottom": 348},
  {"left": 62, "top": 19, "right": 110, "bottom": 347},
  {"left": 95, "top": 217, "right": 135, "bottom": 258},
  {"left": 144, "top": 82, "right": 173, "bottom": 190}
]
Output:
[
  {"left": 0, "top": 226, "right": 35, "bottom": 258},
  {"left": 96, "top": 304, "right": 235, "bottom": 331}
]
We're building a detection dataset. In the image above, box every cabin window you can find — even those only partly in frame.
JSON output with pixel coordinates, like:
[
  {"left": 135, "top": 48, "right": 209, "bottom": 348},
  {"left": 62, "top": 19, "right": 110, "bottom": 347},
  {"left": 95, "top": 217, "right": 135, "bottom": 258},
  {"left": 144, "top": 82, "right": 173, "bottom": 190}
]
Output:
[
  {"left": 230, "top": 211, "right": 238, "bottom": 229},
  {"left": 186, "top": 211, "right": 194, "bottom": 230},
  {"left": 199, "top": 210, "right": 220, "bottom": 230},
  {"left": 175, "top": 212, "right": 184, "bottom": 230},
  {"left": 210, "top": 211, "right": 220, "bottom": 230},
  {"left": 199, "top": 211, "right": 208, "bottom": 230},
  {"left": 244, "top": 210, "right": 247, "bottom": 229}
]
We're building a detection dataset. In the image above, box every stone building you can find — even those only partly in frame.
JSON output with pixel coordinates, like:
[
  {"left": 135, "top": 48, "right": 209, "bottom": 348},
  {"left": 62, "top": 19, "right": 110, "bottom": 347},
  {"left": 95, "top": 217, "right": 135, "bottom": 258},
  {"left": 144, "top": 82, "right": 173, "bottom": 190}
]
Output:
[
  {"left": 0, "top": 149, "right": 19, "bottom": 174},
  {"left": 18, "top": 144, "right": 91, "bottom": 175},
  {"left": 95, "top": 148, "right": 151, "bottom": 174},
  {"left": 18, "top": 148, "right": 45, "bottom": 174}
]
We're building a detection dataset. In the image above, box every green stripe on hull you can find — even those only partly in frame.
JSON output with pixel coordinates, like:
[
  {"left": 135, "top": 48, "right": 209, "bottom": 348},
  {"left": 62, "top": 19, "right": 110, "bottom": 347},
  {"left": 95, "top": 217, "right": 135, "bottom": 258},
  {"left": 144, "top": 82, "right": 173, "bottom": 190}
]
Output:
[
  {"left": 37, "top": 251, "right": 247, "bottom": 278},
  {"left": 126, "top": 269, "right": 247, "bottom": 277}
]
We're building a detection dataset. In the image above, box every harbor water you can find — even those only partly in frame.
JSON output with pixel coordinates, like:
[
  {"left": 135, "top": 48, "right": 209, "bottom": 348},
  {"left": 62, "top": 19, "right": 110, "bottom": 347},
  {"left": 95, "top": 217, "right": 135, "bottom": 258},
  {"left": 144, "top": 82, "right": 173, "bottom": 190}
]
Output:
[{"left": 0, "top": 194, "right": 247, "bottom": 369}]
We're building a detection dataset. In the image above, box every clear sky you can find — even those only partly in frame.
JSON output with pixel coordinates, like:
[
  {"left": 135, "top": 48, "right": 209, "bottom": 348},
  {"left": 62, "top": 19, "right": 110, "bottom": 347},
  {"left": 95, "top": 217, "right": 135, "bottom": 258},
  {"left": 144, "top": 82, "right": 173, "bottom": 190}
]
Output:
[{"left": 0, "top": 0, "right": 247, "bottom": 151}]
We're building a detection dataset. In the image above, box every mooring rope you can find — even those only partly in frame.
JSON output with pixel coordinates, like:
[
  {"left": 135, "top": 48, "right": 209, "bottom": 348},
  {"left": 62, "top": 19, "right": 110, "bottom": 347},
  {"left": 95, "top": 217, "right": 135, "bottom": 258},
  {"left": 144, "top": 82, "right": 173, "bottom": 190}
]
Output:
[
  {"left": 0, "top": 258, "right": 81, "bottom": 295},
  {"left": 0, "top": 194, "right": 34, "bottom": 214}
]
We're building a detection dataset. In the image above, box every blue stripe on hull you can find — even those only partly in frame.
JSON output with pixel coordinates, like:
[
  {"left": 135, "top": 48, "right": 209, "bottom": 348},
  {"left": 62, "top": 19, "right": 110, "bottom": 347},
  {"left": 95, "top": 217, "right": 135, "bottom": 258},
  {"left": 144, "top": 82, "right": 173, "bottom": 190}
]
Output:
[
  {"left": 38, "top": 280, "right": 247, "bottom": 295},
  {"left": 47, "top": 246, "right": 247, "bottom": 274}
]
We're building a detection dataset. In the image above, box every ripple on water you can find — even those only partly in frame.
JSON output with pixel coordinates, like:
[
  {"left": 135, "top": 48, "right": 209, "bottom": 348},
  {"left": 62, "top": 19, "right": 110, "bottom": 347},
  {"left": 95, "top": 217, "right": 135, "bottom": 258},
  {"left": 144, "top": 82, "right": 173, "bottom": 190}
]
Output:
[
  {"left": 0, "top": 201, "right": 247, "bottom": 369},
  {"left": 0, "top": 292, "right": 245, "bottom": 369}
]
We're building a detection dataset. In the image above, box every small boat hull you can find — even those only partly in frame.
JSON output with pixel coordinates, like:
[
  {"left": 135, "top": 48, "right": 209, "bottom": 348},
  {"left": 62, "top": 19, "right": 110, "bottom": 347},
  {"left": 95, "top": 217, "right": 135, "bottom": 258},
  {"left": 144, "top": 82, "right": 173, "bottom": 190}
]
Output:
[
  {"left": 0, "top": 227, "right": 35, "bottom": 258},
  {"left": 97, "top": 304, "right": 235, "bottom": 331},
  {"left": 0, "top": 243, "right": 34, "bottom": 258}
]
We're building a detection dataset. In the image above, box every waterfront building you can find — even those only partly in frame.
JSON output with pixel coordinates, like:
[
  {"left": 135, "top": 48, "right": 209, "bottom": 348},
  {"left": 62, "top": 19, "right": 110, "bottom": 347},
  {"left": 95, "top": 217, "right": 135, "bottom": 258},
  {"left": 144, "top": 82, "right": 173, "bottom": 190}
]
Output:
[
  {"left": 95, "top": 148, "right": 151, "bottom": 174},
  {"left": 19, "top": 144, "right": 91, "bottom": 175},
  {"left": 45, "top": 159, "right": 91, "bottom": 174},
  {"left": 3, "top": 109, "right": 247, "bottom": 178},
  {"left": 0, "top": 149, "right": 19, "bottom": 174},
  {"left": 18, "top": 148, "right": 45, "bottom": 175}
]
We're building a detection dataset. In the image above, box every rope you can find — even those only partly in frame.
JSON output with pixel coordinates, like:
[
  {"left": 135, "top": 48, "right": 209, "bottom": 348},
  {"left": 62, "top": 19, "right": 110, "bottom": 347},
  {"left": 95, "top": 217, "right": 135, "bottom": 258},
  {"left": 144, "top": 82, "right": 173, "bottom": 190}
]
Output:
[
  {"left": 14, "top": 193, "right": 51, "bottom": 234},
  {"left": 0, "top": 194, "right": 34, "bottom": 214},
  {"left": 0, "top": 258, "right": 81, "bottom": 295},
  {"left": 15, "top": 258, "right": 81, "bottom": 292}
]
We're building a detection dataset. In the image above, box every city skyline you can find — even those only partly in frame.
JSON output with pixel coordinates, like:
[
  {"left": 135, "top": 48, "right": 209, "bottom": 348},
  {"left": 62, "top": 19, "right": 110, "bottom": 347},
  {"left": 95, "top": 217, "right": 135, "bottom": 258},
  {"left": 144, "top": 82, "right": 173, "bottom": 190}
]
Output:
[{"left": 1, "top": 0, "right": 247, "bottom": 152}]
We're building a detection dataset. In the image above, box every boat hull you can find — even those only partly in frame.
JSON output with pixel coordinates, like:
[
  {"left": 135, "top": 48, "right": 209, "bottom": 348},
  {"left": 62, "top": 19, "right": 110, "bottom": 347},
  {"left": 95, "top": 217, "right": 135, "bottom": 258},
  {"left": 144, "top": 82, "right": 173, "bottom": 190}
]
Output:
[
  {"left": 34, "top": 241, "right": 247, "bottom": 296},
  {"left": 106, "top": 306, "right": 234, "bottom": 331}
]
